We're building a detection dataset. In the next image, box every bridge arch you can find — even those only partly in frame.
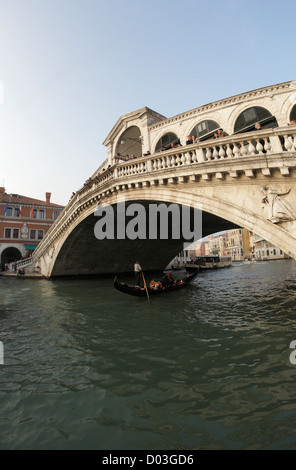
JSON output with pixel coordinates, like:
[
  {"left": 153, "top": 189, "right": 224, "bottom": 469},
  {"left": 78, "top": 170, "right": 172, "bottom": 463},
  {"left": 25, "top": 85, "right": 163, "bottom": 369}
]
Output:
[
  {"left": 115, "top": 125, "right": 142, "bottom": 159},
  {"left": 38, "top": 181, "right": 296, "bottom": 278},
  {"left": 1, "top": 246, "right": 23, "bottom": 269}
]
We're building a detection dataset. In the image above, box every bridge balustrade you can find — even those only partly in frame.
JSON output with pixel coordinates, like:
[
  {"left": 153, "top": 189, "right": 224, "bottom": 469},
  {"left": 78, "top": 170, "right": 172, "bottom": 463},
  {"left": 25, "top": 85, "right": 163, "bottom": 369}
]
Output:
[{"left": 114, "top": 127, "right": 296, "bottom": 178}]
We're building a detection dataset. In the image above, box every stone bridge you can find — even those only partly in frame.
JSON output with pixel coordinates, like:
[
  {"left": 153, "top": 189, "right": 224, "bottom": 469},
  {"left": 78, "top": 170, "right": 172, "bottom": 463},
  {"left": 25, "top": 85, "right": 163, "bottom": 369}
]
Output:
[{"left": 33, "top": 81, "right": 296, "bottom": 277}]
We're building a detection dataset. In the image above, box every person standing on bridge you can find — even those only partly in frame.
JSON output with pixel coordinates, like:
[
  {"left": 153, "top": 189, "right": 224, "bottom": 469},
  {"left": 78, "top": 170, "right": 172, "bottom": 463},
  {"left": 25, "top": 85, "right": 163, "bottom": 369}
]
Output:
[{"left": 134, "top": 261, "right": 142, "bottom": 287}]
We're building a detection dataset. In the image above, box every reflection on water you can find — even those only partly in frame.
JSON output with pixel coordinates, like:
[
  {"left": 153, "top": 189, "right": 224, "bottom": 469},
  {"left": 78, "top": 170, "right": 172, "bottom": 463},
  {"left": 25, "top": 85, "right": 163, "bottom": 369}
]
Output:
[{"left": 0, "top": 260, "right": 296, "bottom": 449}]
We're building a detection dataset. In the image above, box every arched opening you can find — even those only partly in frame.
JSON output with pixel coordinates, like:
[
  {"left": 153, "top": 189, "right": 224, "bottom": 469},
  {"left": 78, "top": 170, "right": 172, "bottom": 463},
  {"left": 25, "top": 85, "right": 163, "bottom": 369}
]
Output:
[
  {"left": 115, "top": 126, "right": 142, "bottom": 162},
  {"left": 1, "top": 246, "right": 22, "bottom": 270},
  {"left": 289, "top": 104, "right": 296, "bottom": 123},
  {"left": 234, "top": 106, "right": 278, "bottom": 134},
  {"left": 155, "top": 132, "right": 180, "bottom": 152},
  {"left": 190, "top": 120, "right": 220, "bottom": 141}
]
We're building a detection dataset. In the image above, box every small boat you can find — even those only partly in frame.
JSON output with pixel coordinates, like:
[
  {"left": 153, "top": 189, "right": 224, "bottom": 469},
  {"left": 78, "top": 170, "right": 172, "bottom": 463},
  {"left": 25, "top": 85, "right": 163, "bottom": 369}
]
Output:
[{"left": 114, "top": 270, "right": 198, "bottom": 297}]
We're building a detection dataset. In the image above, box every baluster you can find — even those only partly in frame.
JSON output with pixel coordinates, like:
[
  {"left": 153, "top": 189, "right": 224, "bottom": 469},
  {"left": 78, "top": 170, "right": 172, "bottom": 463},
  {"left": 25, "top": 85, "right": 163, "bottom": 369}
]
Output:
[
  {"left": 175, "top": 154, "right": 181, "bottom": 166},
  {"left": 240, "top": 142, "right": 248, "bottom": 157},
  {"left": 191, "top": 150, "right": 197, "bottom": 164},
  {"left": 186, "top": 152, "right": 192, "bottom": 164},
  {"left": 284, "top": 135, "right": 292, "bottom": 151},
  {"left": 153, "top": 159, "right": 158, "bottom": 170},
  {"left": 233, "top": 142, "right": 240, "bottom": 158},
  {"left": 255, "top": 139, "right": 264, "bottom": 154},
  {"left": 213, "top": 147, "right": 219, "bottom": 160},
  {"left": 248, "top": 140, "right": 256, "bottom": 155},
  {"left": 206, "top": 147, "right": 212, "bottom": 161},
  {"left": 170, "top": 154, "right": 175, "bottom": 166},
  {"left": 219, "top": 145, "right": 225, "bottom": 159},
  {"left": 264, "top": 138, "right": 271, "bottom": 153},
  {"left": 226, "top": 144, "right": 233, "bottom": 158}
]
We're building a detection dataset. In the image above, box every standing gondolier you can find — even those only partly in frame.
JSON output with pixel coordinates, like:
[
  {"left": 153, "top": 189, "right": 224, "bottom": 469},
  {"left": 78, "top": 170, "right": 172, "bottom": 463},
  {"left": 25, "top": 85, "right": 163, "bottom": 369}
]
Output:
[{"left": 134, "top": 260, "right": 142, "bottom": 286}]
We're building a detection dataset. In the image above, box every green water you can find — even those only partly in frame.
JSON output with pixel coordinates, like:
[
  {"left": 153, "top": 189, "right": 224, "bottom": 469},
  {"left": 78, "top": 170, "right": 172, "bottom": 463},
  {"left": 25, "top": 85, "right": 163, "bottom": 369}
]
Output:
[{"left": 0, "top": 260, "right": 296, "bottom": 450}]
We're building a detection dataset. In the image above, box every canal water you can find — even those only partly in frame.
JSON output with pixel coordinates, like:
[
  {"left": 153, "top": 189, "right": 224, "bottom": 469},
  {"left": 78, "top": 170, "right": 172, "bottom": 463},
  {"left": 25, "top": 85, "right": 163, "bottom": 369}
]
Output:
[{"left": 0, "top": 260, "right": 296, "bottom": 450}]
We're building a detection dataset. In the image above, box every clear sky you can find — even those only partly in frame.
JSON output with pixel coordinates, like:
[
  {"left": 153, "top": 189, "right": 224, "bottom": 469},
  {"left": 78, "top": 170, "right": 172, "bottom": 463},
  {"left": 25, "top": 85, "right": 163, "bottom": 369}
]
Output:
[{"left": 1, "top": 0, "right": 295, "bottom": 206}]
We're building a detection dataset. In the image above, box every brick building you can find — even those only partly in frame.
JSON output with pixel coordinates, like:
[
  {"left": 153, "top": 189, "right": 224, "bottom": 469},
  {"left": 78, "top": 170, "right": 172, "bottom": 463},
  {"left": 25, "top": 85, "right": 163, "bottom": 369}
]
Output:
[{"left": 0, "top": 187, "right": 64, "bottom": 269}]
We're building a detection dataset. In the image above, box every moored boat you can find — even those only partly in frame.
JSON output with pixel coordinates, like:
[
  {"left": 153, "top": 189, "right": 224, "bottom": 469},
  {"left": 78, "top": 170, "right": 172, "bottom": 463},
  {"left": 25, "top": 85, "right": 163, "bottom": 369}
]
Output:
[{"left": 114, "top": 270, "right": 198, "bottom": 297}]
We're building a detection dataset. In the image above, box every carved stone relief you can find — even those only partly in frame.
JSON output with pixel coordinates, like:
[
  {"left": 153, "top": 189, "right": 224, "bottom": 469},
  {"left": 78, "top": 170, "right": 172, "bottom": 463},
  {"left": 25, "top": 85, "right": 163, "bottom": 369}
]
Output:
[{"left": 260, "top": 186, "right": 296, "bottom": 223}]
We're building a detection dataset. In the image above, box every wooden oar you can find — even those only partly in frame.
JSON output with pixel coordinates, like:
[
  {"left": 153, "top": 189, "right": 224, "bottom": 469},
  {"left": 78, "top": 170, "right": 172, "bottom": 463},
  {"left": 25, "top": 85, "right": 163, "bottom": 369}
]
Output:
[{"left": 141, "top": 271, "right": 151, "bottom": 303}]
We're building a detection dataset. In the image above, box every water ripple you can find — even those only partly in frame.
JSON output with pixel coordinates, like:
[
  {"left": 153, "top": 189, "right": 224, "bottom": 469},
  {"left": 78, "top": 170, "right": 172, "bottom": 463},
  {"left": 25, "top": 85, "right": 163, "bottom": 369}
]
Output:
[{"left": 1, "top": 262, "right": 296, "bottom": 449}]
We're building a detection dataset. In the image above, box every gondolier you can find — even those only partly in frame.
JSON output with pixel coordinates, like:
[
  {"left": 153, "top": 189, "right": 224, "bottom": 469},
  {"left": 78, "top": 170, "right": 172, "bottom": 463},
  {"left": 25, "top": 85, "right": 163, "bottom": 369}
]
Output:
[
  {"left": 134, "top": 260, "right": 142, "bottom": 286},
  {"left": 114, "top": 269, "right": 198, "bottom": 297}
]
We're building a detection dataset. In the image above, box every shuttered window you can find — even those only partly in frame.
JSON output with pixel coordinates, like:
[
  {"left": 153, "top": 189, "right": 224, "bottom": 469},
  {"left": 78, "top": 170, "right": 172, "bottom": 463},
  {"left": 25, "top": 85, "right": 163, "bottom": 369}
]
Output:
[
  {"left": 234, "top": 106, "right": 278, "bottom": 133},
  {"left": 191, "top": 120, "right": 220, "bottom": 141},
  {"left": 155, "top": 133, "right": 180, "bottom": 152}
]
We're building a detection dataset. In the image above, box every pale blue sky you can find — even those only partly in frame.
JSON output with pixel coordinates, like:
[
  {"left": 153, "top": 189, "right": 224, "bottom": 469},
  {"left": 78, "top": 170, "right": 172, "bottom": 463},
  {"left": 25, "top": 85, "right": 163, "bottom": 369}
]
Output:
[{"left": 0, "top": 0, "right": 295, "bottom": 205}]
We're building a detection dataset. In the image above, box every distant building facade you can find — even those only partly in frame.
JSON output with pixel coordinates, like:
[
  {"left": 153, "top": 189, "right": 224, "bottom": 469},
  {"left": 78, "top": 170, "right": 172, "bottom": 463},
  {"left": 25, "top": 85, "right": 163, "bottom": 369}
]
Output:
[
  {"left": 0, "top": 187, "right": 64, "bottom": 269},
  {"left": 226, "top": 228, "right": 251, "bottom": 261},
  {"left": 205, "top": 233, "right": 229, "bottom": 257},
  {"left": 249, "top": 233, "right": 288, "bottom": 261}
]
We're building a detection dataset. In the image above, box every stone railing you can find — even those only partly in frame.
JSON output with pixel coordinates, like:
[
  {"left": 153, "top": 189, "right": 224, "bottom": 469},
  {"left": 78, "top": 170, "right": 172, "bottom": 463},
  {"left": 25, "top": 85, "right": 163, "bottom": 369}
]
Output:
[
  {"left": 7, "top": 256, "right": 36, "bottom": 273},
  {"left": 114, "top": 126, "right": 296, "bottom": 177}
]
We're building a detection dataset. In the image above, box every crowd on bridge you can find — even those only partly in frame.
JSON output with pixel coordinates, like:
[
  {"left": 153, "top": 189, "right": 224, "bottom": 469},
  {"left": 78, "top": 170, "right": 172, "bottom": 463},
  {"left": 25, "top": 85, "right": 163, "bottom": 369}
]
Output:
[{"left": 69, "top": 119, "right": 296, "bottom": 202}]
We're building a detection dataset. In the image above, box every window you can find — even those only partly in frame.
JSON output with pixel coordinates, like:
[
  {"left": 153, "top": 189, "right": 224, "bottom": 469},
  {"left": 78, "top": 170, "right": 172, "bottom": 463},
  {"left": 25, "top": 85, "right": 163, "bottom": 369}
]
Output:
[
  {"left": 32, "top": 209, "right": 37, "bottom": 219},
  {"left": 5, "top": 207, "right": 12, "bottom": 216},
  {"left": 190, "top": 120, "right": 220, "bottom": 141},
  {"left": 13, "top": 228, "right": 19, "bottom": 239},
  {"left": 14, "top": 208, "right": 20, "bottom": 217},
  {"left": 290, "top": 104, "right": 296, "bottom": 123},
  {"left": 234, "top": 106, "right": 278, "bottom": 133},
  {"left": 39, "top": 209, "right": 45, "bottom": 219},
  {"left": 155, "top": 133, "right": 180, "bottom": 152},
  {"left": 4, "top": 228, "right": 11, "bottom": 238},
  {"left": 53, "top": 211, "right": 60, "bottom": 220},
  {"left": 37, "top": 230, "right": 44, "bottom": 240},
  {"left": 30, "top": 229, "right": 36, "bottom": 239}
]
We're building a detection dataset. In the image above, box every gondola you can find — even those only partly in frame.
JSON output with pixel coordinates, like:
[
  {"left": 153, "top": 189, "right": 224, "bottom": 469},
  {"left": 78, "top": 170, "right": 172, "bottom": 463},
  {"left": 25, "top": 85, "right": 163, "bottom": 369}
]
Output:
[{"left": 114, "top": 270, "right": 198, "bottom": 297}]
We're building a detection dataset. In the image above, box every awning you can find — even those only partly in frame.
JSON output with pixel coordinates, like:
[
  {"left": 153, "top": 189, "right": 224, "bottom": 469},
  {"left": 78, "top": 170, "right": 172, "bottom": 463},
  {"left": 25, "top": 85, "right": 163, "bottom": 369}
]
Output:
[{"left": 25, "top": 244, "right": 37, "bottom": 250}]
